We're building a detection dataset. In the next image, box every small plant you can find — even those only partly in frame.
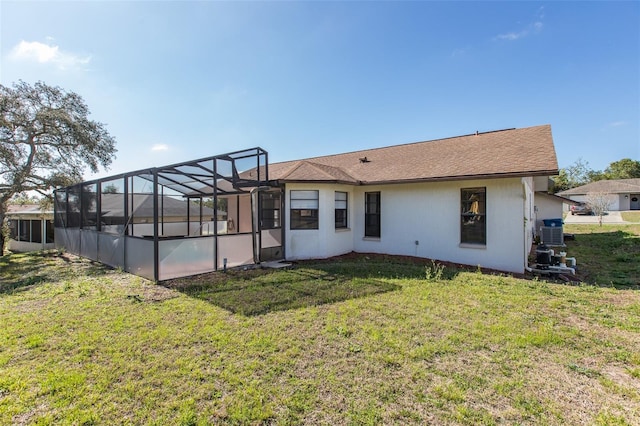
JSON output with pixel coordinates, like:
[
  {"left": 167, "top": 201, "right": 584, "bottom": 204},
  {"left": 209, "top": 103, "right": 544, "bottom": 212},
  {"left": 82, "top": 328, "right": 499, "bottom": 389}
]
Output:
[{"left": 425, "top": 260, "right": 445, "bottom": 281}]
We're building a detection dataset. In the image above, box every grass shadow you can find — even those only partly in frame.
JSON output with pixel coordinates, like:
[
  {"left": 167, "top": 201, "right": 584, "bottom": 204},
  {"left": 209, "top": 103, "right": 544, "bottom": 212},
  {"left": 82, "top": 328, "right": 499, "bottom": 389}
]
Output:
[
  {"left": 0, "top": 250, "right": 111, "bottom": 294},
  {"left": 563, "top": 228, "right": 639, "bottom": 289},
  {"left": 165, "top": 267, "right": 400, "bottom": 316},
  {"left": 163, "top": 254, "right": 463, "bottom": 316}
]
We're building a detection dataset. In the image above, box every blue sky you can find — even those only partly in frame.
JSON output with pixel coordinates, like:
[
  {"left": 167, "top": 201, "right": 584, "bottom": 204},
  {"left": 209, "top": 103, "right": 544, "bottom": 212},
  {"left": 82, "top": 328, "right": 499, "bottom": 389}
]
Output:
[{"left": 1, "top": 1, "right": 638, "bottom": 180}]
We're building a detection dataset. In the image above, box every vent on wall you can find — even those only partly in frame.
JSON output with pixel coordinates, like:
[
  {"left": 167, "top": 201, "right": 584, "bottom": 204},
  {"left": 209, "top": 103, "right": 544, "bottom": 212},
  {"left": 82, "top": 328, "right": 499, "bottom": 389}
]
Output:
[{"left": 540, "top": 226, "right": 564, "bottom": 246}]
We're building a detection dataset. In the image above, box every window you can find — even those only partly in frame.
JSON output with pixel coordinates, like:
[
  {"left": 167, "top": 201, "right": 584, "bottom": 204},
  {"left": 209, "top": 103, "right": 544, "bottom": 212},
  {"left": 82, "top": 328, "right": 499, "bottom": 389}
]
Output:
[
  {"left": 364, "top": 192, "right": 380, "bottom": 237},
  {"left": 261, "top": 191, "right": 281, "bottom": 229},
  {"left": 335, "top": 191, "right": 348, "bottom": 229},
  {"left": 461, "top": 187, "right": 486, "bottom": 245},
  {"left": 290, "top": 190, "right": 319, "bottom": 229},
  {"left": 8, "top": 219, "right": 45, "bottom": 243}
]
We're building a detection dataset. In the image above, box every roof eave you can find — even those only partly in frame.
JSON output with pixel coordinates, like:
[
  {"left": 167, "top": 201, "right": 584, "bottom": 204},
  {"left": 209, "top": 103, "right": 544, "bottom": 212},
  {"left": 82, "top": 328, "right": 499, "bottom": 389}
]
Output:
[
  {"left": 275, "top": 170, "right": 558, "bottom": 187},
  {"left": 360, "top": 170, "right": 560, "bottom": 186}
]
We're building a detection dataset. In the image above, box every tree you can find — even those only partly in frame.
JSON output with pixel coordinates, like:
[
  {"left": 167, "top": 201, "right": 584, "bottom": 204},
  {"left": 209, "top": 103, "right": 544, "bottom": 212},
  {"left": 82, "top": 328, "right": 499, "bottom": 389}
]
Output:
[
  {"left": 585, "top": 191, "right": 613, "bottom": 227},
  {"left": 552, "top": 158, "right": 596, "bottom": 193},
  {"left": 603, "top": 158, "right": 640, "bottom": 180},
  {"left": 0, "top": 80, "right": 117, "bottom": 255}
]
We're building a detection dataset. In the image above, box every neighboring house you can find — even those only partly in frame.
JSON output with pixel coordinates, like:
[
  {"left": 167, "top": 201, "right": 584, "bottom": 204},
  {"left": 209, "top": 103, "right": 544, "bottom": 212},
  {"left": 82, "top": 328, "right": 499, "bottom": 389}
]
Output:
[
  {"left": 5, "top": 204, "right": 55, "bottom": 252},
  {"left": 557, "top": 179, "right": 640, "bottom": 211},
  {"left": 54, "top": 126, "right": 559, "bottom": 280}
]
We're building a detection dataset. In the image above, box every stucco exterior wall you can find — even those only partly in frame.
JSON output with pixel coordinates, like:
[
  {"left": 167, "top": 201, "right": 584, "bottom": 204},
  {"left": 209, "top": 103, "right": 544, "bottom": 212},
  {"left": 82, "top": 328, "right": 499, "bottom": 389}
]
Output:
[
  {"left": 535, "top": 195, "right": 564, "bottom": 221},
  {"left": 284, "top": 178, "right": 528, "bottom": 273},
  {"left": 8, "top": 240, "right": 55, "bottom": 252},
  {"left": 285, "top": 183, "right": 354, "bottom": 260}
]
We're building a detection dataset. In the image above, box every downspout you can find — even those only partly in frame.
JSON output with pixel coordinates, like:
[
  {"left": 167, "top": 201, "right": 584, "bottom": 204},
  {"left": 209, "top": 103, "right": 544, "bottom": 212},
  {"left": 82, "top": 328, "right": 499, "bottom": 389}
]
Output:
[{"left": 250, "top": 186, "right": 273, "bottom": 264}]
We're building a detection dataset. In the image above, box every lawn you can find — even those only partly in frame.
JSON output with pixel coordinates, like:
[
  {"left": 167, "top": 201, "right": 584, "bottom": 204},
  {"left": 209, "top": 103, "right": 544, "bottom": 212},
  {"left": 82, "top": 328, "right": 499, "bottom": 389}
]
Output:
[
  {"left": 563, "top": 223, "right": 640, "bottom": 288},
  {"left": 0, "top": 227, "right": 639, "bottom": 425},
  {"left": 621, "top": 211, "right": 640, "bottom": 223}
]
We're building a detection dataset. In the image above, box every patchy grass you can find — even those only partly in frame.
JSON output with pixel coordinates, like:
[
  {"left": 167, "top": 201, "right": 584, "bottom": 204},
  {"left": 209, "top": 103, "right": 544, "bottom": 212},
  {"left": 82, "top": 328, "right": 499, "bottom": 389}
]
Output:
[
  {"left": 622, "top": 211, "right": 640, "bottom": 223},
  {"left": 1, "top": 242, "right": 639, "bottom": 424},
  {"left": 563, "top": 224, "right": 640, "bottom": 288}
]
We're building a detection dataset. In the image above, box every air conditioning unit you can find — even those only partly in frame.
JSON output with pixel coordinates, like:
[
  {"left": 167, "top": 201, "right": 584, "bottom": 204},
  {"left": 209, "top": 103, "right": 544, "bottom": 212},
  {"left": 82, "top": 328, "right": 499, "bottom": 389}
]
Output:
[{"left": 540, "top": 226, "right": 564, "bottom": 246}]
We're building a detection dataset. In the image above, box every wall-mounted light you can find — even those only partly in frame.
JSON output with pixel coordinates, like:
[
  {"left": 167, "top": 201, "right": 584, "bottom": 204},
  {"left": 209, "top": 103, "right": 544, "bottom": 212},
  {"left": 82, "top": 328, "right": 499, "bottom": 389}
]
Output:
[{"left": 625, "top": 195, "right": 629, "bottom": 199}]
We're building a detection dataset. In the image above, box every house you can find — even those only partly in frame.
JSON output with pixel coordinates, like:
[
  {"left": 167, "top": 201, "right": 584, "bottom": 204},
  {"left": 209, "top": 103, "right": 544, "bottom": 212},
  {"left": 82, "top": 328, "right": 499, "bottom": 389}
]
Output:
[
  {"left": 557, "top": 179, "right": 640, "bottom": 211},
  {"left": 6, "top": 204, "right": 55, "bottom": 252},
  {"left": 268, "top": 124, "right": 558, "bottom": 273},
  {"left": 53, "top": 126, "right": 559, "bottom": 281}
]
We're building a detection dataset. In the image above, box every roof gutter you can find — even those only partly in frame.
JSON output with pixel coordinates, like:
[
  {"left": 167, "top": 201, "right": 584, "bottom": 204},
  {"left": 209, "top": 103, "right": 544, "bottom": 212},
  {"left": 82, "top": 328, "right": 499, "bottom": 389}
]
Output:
[{"left": 275, "top": 170, "right": 559, "bottom": 187}]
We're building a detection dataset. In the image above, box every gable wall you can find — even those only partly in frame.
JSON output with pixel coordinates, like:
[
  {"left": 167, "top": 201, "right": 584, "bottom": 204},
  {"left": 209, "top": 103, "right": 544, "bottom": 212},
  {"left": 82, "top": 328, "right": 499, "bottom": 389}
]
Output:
[{"left": 284, "top": 177, "right": 528, "bottom": 273}]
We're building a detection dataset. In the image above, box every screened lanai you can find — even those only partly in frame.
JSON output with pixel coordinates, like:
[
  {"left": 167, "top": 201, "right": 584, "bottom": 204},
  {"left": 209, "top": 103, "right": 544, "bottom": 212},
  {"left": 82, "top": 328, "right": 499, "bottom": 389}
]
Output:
[{"left": 54, "top": 147, "right": 283, "bottom": 281}]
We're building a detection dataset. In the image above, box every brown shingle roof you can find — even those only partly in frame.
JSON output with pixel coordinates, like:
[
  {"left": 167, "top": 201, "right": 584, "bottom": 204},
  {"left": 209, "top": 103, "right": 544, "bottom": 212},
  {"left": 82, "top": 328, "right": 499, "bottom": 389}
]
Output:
[
  {"left": 558, "top": 178, "right": 640, "bottom": 195},
  {"left": 269, "top": 125, "right": 558, "bottom": 185}
]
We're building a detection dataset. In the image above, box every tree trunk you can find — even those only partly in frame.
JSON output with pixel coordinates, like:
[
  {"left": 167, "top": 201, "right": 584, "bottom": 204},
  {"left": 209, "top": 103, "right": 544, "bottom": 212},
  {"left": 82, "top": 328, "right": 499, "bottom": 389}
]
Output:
[{"left": 0, "top": 201, "right": 7, "bottom": 256}]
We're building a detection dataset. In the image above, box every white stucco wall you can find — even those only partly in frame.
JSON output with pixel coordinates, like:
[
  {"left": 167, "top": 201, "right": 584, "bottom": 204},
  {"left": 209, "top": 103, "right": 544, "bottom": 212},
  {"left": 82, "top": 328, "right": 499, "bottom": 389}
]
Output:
[
  {"left": 533, "top": 176, "right": 550, "bottom": 192},
  {"left": 8, "top": 240, "right": 55, "bottom": 252},
  {"left": 285, "top": 183, "right": 354, "bottom": 260},
  {"left": 284, "top": 178, "right": 529, "bottom": 273},
  {"left": 535, "top": 195, "right": 564, "bottom": 222}
]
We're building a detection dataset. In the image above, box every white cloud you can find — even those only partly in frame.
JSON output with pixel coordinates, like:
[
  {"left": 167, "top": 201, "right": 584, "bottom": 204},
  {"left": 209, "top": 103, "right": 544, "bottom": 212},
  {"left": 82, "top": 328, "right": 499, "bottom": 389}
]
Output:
[
  {"left": 450, "top": 47, "right": 469, "bottom": 58},
  {"left": 609, "top": 121, "right": 627, "bottom": 127},
  {"left": 10, "top": 40, "right": 91, "bottom": 70},
  {"left": 494, "top": 7, "right": 545, "bottom": 42},
  {"left": 151, "top": 144, "right": 169, "bottom": 151},
  {"left": 495, "top": 30, "right": 527, "bottom": 41}
]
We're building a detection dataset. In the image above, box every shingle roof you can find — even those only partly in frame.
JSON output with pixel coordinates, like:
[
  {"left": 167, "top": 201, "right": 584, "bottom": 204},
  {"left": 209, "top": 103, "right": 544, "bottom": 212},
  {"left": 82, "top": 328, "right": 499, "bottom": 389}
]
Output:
[
  {"left": 558, "top": 178, "right": 640, "bottom": 196},
  {"left": 269, "top": 125, "right": 558, "bottom": 185}
]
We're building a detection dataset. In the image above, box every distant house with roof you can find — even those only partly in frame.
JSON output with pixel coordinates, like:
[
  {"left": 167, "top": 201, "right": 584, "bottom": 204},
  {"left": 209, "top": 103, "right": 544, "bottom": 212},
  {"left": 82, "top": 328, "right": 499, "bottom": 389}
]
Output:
[
  {"left": 53, "top": 125, "right": 560, "bottom": 280},
  {"left": 6, "top": 204, "right": 55, "bottom": 252},
  {"left": 557, "top": 178, "right": 640, "bottom": 211}
]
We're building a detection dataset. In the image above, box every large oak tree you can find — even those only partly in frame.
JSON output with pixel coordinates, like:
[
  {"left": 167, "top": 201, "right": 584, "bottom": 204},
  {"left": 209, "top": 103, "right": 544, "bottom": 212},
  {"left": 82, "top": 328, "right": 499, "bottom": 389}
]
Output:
[{"left": 0, "top": 81, "right": 117, "bottom": 254}]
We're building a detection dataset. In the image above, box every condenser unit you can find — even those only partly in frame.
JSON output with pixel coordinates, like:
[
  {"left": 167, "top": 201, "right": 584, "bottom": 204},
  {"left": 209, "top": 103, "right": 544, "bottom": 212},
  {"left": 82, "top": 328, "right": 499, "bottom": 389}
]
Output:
[{"left": 540, "top": 226, "right": 564, "bottom": 246}]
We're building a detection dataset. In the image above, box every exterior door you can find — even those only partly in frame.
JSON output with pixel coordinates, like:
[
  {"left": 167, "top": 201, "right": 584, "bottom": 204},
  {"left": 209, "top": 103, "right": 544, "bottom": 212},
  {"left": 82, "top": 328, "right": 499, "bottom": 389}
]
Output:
[
  {"left": 631, "top": 194, "right": 640, "bottom": 210},
  {"left": 259, "top": 190, "right": 284, "bottom": 261}
]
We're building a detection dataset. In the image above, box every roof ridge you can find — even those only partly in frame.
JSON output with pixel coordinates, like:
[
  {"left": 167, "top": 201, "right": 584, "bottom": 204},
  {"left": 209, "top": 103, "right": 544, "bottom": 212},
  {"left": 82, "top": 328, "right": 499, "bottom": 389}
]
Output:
[
  {"left": 305, "top": 161, "right": 358, "bottom": 182},
  {"left": 279, "top": 161, "right": 307, "bottom": 180},
  {"left": 301, "top": 161, "right": 340, "bottom": 180}
]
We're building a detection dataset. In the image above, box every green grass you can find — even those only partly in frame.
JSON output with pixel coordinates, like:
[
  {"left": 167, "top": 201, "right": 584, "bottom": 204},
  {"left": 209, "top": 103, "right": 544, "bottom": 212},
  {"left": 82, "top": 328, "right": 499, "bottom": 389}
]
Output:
[
  {"left": 563, "top": 224, "right": 640, "bottom": 288},
  {"left": 621, "top": 211, "right": 640, "bottom": 223},
  {"left": 1, "top": 234, "right": 639, "bottom": 424}
]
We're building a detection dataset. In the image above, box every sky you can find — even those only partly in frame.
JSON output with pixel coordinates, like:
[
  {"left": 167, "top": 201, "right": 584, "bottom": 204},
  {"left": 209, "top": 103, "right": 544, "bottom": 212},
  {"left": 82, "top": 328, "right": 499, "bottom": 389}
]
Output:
[{"left": 1, "top": 1, "right": 639, "bottom": 181}]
